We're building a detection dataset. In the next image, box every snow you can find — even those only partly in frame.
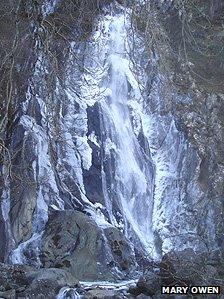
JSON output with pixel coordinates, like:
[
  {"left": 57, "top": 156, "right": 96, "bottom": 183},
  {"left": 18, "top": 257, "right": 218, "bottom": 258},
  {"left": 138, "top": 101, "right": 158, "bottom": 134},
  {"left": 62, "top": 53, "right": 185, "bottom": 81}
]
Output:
[
  {"left": 1, "top": 188, "right": 10, "bottom": 223},
  {"left": 76, "top": 136, "right": 92, "bottom": 171},
  {"left": 88, "top": 203, "right": 112, "bottom": 229},
  {"left": 10, "top": 233, "right": 42, "bottom": 265},
  {"left": 42, "top": 0, "right": 60, "bottom": 17},
  {"left": 88, "top": 131, "right": 100, "bottom": 147}
]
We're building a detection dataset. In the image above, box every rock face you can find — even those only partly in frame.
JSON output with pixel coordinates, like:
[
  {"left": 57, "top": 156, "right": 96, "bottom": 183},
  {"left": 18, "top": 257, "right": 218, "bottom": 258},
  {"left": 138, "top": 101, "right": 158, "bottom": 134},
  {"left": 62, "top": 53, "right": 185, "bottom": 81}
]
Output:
[
  {"left": 130, "top": 0, "right": 224, "bottom": 255},
  {"left": 41, "top": 210, "right": 136, "bottom": 280},
  {"left": 0, "top": 0, "right": 224, "bottom": 297}
]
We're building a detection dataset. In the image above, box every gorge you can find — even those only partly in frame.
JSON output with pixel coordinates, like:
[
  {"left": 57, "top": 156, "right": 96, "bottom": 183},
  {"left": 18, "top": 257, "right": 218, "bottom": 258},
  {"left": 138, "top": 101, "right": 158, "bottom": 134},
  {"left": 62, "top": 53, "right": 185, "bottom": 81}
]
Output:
[{"left": 0, "top": 0, "right": 224, "bottom": 298}]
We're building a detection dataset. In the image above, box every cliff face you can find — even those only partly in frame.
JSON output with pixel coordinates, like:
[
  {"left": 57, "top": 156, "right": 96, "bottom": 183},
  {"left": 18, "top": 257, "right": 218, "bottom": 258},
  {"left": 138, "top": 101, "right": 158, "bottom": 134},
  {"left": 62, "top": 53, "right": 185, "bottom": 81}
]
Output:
[
  {"left": 0, "top": 0, "right": 224, "bottom": 297},
  {"left": 130, "top": 0, "right": 224, "bottom": 252}
]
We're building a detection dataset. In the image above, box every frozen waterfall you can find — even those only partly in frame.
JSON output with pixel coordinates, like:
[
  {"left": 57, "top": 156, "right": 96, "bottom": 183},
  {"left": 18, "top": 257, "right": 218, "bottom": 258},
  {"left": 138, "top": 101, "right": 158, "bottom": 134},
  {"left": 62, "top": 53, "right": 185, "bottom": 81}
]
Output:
[
  {"left": 57, "top": 287, "right": 81, "bottom": 299},
  {"left": 83, "top": 11, "right": 155, "bottom": 254}
]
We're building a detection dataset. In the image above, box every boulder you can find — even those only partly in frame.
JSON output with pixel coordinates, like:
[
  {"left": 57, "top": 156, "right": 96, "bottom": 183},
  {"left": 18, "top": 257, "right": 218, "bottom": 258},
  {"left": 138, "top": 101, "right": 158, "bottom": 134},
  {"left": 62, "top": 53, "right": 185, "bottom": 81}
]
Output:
[
  {"left": 19, "top": 268, "right": 79, "bottom": 299},
  {"left": 0, "top": 289, "right": 16, "bottom": 299},
  {"left": 0, "top": 263, "right": 79, "bottom": 299},
  {"left": 136, "top": 295, "right": 150, "bottom": 299},
  {"left": 84, "top": 288, "right": 120, "bottom": 299},
  {"left": 41, "top": 210, "right": 135, "bottom": 281},
  {"left": 152, "top": 291, "right": 187, "bottom": 299},
  {"left": 135, "top": 272, "right": 161, "bottom": 297},
  {"left": 0, "top": 263, "right": 32, "bottom": 292},
  {"left": 160, "top": 248, "right": 224, "bottom": 287}
]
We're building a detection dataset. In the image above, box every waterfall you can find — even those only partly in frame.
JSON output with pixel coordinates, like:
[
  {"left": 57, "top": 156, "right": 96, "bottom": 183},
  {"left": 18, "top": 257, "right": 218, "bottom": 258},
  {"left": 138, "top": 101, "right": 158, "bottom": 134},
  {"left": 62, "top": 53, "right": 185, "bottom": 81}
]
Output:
[
  {"left": 0, "top": 1, "right": 221, "bottom": 297},
  {"left": 86, "top": 10, "right": 155, "bottom": 254},
  {"left": 57, "top": 287, "right": 81, "bottom": 299}
]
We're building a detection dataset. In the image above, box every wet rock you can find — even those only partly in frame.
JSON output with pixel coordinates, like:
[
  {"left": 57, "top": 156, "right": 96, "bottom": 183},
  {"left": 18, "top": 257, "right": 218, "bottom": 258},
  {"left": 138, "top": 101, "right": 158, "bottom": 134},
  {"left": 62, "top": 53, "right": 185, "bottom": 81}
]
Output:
[
  {"left": 0, "top": 289, "right": 16, "bottom": 299},
  {"left": 0, "top": 209, "right": 6, "bottom": 262},
  {"left": 20, "top": 268, "right": 79, "bottom": 299},
  {"left": 104, "top": 227, "right": 136, "bottom": 272},
  {"left": 160, "top": 249, "right": 198, "bottom": 285},
  {"left": 83, "top": 288, "right": 135, "bottom": 299},
  {"left": 128, "top": 286, "right": 142, "bottom": 297},
  {"left": 0, "top": 263, "right": 31, "bottom": 292},
  {"left": 83, "top": 103, "right": 103, "bottom": 205},
  {"left": 0, "top": 263, "right": 79, "bottom": 299},
  {"left": 136, "top": 295, "right": 150, "bottom": 299},
  {"left": 1, "top": 2, "right": 224, "bottom": 296},
  {"left": 152, "top": 291, "right": 177, "bottom": 299},
  {"left": 28, "top": 268, "right": 79, "bottom": 287},
  {"left": 160, "top": 249, "right": 224, "bottom": 287},
  {"left": 130, "top": 249, "right": 224, "bottom": 298},
  {"left": 10, "top": 184, "right": 37, "bottom": 245},
  {"left": 135, "top": 272, "right": 161, "bottom": 297},
  {"left": 9, "top": 126, "right": 37, "bottom": 245},
  {"left": 41, "top": 210, "right": 135, "bottom": 280},
  {"left": 84, "top": 288, "right": 120, "bottom": 299}
]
